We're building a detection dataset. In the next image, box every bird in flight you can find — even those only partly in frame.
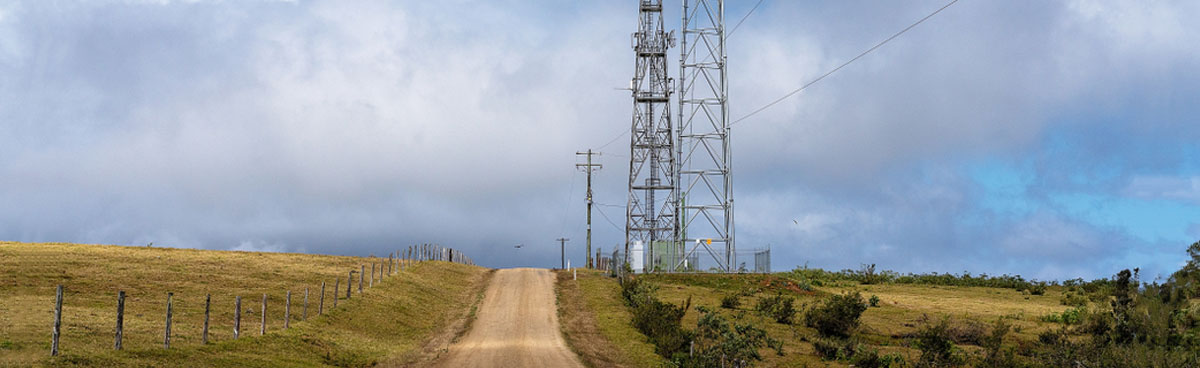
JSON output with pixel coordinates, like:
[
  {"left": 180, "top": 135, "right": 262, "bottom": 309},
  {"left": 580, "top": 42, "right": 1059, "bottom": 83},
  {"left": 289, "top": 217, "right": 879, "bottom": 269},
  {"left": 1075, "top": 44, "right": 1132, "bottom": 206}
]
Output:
[{"left": 514, "top": 244, "right": 523, "bottom": 249}]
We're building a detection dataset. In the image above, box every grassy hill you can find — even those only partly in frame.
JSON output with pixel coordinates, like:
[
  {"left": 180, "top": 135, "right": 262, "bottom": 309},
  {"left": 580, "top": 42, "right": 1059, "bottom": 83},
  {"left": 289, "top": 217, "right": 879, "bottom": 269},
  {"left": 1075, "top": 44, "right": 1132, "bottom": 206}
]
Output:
[
  {"left": 0, "top": 241, "right": 490, "bottom": 367},
  {"left": 558, "top": 267, "right": 1199, "bottom": 367}
]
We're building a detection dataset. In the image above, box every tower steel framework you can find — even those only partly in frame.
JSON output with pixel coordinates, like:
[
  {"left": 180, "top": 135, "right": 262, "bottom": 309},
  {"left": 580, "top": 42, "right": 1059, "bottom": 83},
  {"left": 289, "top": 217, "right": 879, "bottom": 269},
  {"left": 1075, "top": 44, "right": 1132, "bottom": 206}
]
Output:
[
  {"left": 625, "top": 0, "right": 678, "bottom": 272},
  {"left": 677, "top": 0, "right": 734, "bottom": 272}
]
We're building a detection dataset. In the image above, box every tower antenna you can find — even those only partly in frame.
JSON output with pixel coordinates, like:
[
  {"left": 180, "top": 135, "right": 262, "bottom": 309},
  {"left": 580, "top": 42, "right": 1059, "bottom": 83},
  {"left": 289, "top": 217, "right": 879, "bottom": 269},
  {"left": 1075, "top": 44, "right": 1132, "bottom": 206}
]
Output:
[{"left": 625, "top": 0, "right": 679, "bottom": 273}]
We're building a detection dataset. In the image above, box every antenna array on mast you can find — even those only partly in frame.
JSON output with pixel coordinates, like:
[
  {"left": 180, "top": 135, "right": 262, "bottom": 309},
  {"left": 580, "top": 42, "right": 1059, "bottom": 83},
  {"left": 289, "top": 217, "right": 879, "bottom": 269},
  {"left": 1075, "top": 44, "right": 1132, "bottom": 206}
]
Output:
[{"left": 625, "top": 0, "right": 679, "bottom": 272}]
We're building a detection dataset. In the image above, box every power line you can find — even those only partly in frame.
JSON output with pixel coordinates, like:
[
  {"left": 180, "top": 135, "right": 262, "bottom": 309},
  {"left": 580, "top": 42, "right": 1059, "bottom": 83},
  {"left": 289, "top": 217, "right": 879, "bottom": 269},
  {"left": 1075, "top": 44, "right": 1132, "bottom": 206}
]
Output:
[
  {"left": 728, "top": 0, "right": 765, "bottom": 37},
  {"left": 596, "top": 129, "right": 627, "bottom": 151},
  {"left": 593, "top": 204, "right": 625, "bottom": 232},
  {"left": 732, "top": 0, "right": 960, "bottom": 126}
]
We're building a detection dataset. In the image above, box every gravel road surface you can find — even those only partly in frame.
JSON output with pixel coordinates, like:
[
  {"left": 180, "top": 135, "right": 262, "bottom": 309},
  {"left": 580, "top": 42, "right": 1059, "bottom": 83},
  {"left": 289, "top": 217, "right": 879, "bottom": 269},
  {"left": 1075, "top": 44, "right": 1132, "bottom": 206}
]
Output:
[{"left": 434, "top": 268, "right": 584, "bottom": 368}]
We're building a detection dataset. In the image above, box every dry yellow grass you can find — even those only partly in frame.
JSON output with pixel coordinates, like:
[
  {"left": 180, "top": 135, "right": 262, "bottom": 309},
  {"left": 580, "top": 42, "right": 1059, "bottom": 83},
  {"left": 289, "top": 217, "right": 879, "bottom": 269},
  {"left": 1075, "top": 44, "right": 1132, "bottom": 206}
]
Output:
[
  {"left": 844, "top": 283, "right": 1071, "bottom": 342},
  {"left": 0, "top": 241, "right": 487, "bottom": 367}
]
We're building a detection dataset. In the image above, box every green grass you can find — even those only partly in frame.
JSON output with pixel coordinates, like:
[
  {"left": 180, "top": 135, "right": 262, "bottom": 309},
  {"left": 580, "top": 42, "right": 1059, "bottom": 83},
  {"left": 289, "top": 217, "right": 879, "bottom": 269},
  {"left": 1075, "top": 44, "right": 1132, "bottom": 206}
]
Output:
[
  {"left": 0, "top": 241, "right": 487, "bottom": 367},
  {"left": 572, "top": 270, "right": 667, "bottom": 367}
]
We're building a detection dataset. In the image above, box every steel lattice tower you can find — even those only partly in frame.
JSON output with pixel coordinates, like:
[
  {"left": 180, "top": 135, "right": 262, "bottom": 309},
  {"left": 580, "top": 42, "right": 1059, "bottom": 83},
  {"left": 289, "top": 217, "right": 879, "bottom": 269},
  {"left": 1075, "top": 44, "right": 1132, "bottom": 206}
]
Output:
[
  {"left": 626, "top": 0, "right": 678, "bottom": 272},
  {"left": 677, "top": 0, "right": 734, "bottom": 272}
]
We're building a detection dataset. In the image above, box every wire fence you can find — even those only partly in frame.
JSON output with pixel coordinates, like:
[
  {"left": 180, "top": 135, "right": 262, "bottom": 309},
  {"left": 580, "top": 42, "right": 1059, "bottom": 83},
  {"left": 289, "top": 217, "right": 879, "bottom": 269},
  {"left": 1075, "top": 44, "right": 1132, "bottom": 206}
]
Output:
[{"left": 43, "top": 243, "right": 473, "bottom": 357}]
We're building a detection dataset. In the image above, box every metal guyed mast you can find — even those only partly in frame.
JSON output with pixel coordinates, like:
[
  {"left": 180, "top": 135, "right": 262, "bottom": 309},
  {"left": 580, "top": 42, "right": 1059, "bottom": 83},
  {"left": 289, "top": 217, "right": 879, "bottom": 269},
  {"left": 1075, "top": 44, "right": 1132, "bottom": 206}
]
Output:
[
  {"left": 678, "top": 0, "right": 735, "bottom": 272},
  {"left": 625, "top": 0, "right": 679, "bottom": 272}
]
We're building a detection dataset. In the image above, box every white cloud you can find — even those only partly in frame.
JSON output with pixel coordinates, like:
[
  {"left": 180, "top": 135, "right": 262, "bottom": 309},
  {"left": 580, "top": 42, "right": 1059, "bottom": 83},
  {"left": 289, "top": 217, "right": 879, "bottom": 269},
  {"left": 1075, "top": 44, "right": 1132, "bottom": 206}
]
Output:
[
  {"left": 1124, "top": 176, "right": 1200, "bottom": 203},
  {"left": 233, "top": 240, "right": 293, "bottom": 254}
]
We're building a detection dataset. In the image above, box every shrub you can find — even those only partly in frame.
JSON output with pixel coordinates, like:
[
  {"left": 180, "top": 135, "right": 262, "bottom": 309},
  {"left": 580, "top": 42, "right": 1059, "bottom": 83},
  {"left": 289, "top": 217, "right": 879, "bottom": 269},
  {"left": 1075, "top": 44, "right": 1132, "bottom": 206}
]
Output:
[
  {"left": 812, "top": 338, "right": 904, "bottom": 367},
  {"left": 949, "top": 319, "right": 987, "bottom": 345},
  {"left": 620, "top": 277, "right": 658, "bottom": 307},
  {"left": 811, "top": 337, "right": 855, "bottom": 360},
  {"left": 850, "top": 347, "right": 906, "bottom": 368},
  {"left": 1040, "top": 307, "right": 1085, "bottom": 325},
  {"left": 721, "top": 294, "right": 741, "bottom": 309},
  {"left": 1037, "top": 328, "right": 1062, "bottom": 345},
  {"left": 977, "top": 319, "right": 1021, "bottom": 368},
  {"left": 914, "top": 315, "right": 964, "bottom": 367},
  {"left": 1029, "top": 282, "right": 1047, "bottom": 296},
  {"left": 869, "top": 294, "right": 881, "bottom": 307},
  {"left": 620, "top": 277, "right": 693, "bottom": 359},
  {"left": 806, "top": 291, "right": 868, "bottom": 338},
  {"left": 680, "top": 306, "right": 776, "bottom": 367},
  {"left": 755, "top": 293, "right": 797, "bottom": 325},
  {"left": 858, "top": 263, "right": 885, "bottom": 284},
  {"left": 1060, "top": 292, "right": 1088, "bottom": 307}
]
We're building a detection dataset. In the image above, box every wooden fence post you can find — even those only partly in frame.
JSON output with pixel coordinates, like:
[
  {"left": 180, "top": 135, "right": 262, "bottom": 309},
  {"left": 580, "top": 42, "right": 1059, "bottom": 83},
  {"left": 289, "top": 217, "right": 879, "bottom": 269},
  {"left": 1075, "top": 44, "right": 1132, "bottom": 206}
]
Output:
[
  {"left": 234, "top": 296, "right": 241, "bottom": 339},
  {"left": 203, "top": 293, "right": 210, "bottom": 344},
  {"left": 358, "top": 265, "right": 364, "bottom": 293},
  {"left": 303, "top": 288, "right": 309, "bottom": 320},
  {"left": 369, "top": 263, "right": 375, "bottom": 288},
  {"left": 52, "top": 285, "right": 62, "bottom": 356},
  {"left": 388, "top": 254, "right": 393, "bottom": 275},
  {"left": 346, "top": 271, "right": 353, "bottom": 299},
  {"left": 284, "top": 290, "right": 291, "bottom": 329},
  {"left": 334, "top": 279, "right": 340, "bottom": 307},
  {"left": 260, "top": 294, "right": 267, "bottom": 336},
  {"left": 114, "top": 290, "right": 125, "bottom": 350},
  {"left": 319, "top": 282, "right": 326, "bottom": 314},
  {"left": 164, "top": 292, "right": 173, "bottom": 349}
]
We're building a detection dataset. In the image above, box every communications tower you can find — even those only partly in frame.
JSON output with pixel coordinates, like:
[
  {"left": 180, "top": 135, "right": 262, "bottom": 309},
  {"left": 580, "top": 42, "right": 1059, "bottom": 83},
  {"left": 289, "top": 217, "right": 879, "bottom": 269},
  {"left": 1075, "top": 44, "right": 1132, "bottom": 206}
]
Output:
[
  {"left": 625, "top": 0, "right": 678, "bottom": 272},
  {"left": 677, "top": 0, "right": 734, "bottom": 271}
]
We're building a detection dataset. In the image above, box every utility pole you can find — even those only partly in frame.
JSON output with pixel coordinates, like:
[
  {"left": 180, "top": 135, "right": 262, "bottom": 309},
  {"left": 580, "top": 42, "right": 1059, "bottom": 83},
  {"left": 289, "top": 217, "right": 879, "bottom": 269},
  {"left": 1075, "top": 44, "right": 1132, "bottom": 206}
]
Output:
[
  {"left": 576, "top": 150, "right": 602, "bottom": 269},
  {"left": 557, "top": 238, "right": 570, "bottom": 269}
]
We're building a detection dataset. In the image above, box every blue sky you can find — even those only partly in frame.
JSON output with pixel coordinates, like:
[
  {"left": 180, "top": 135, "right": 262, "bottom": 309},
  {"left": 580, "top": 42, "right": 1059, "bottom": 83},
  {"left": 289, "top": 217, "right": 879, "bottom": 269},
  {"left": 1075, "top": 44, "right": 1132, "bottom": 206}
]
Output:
[{"left": 1, "top": 0, "right": 1198, "bottom": 280}]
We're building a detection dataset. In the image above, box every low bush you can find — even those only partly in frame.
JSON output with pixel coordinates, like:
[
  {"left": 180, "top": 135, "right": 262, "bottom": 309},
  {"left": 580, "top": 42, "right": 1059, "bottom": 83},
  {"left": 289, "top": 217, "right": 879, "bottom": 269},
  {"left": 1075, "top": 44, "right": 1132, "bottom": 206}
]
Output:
[
  {"left": 869, "top": 294, "right": 881, "bottom": 307},
  {"left": 850, "top": 347, "right": 906, "bottom": 368},
  {"left": 679, "top": 306, "right": 778, "bottom": 368},
  {"left": 811, "top": 337, "right": 855, "bottom": 360},
  {"left": 806, "top": 291, "right": 868, "bottom": 338},
  {"left": 1029, "top": 282, "right": 1047, "bottom": 295},
  {"left": 755, "top": 293, "right": 797, "bottom": 325},
  {"left": 949, "top": 319, "right": 987, "bottom": 345},
  {"left": 976, "top": 319, "right": 1021, "bottom": 368},
  {"left": 914, "top": 315, "right": 964, "bottom": 367},
  {"left": 811, "top": 338, "right": 904, "bottom": 368},
  {"left": 620, "top": 277, "right": 693, "bottom": 359},
  {"left": 1040, "top": 307, "right": 1085, "bottom": 325},
  {"left": 786, "top": 265, "right": 1062, "bottom": 291},
  {"left": 721, "top": 294, "right": 741, "bottom": 309},
  {"left": 1060, "top": 291, "right": 1089, "bottom": 307}
]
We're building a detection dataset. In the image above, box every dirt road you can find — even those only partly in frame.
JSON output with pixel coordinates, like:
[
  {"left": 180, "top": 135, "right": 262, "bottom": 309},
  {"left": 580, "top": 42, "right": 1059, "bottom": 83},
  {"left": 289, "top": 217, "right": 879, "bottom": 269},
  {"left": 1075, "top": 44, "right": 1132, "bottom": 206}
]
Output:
[{"left": 434, "top": 268, "right": 584, "bottom": 368}]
